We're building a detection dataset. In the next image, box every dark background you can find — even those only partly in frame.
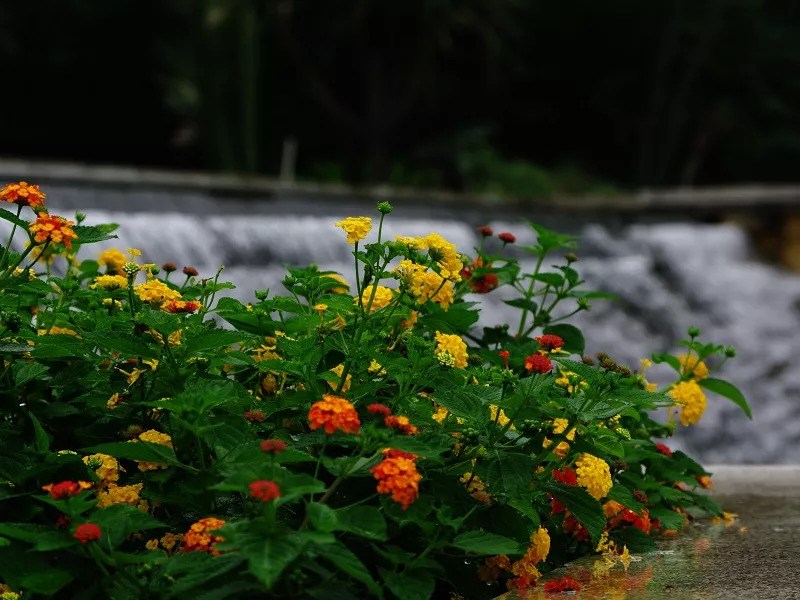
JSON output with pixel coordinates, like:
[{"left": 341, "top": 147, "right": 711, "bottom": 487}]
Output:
[{"left": 2, "top": 0, "right": 800, "bottom": 195}]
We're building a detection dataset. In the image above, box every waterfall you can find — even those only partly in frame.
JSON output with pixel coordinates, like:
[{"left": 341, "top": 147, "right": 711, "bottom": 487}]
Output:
[{"left": 5, "top": 186, "right": 798, "bottom": 464}]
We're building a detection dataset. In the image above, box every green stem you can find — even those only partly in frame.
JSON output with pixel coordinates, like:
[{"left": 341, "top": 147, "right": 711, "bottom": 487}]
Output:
[
  {"left": 516, "top": 253, "right": 545, "bottom": 338},
  {"left": 0, "top": 205, "right": 23, "bottom": 269}
]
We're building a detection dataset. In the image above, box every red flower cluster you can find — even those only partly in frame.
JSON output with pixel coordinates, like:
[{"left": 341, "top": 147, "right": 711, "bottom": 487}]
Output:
[
  {"left": 535, "top": 334, "right": 565, "bottom": 351},
  {"left": 308, "top": 394, "right": 361, "bottom": 435},
  {"left": 543, "top": 577, "right": 582, "bottom": 593},
  {"left": 498, "top": 232, "right": 516, "bottom": 244},
  {"left": 260, "top": 439, "right": 287, "bottom": 454},
  {"left": 552, "top": 467, "right": 577, "bottom": 486},
  {"left": 477, "top": 225, "right": 494, "bottom": 237},
  {"left": 42, "top": 480, "right": 91, "bottom": 499},
  {"left": 367, "top": 403, "right": 392, "bottom": 417},
  {"left": 73, "top": 523, "right": 102, "bottom": 544},
  {"left": 182, "top": 517, "right": 226, "bottom": 554},
  {"left": 244, "top": 409, "right": 266, "bottom": 423},
  {"left": 371, "top": 451, "right": 422, "bottom": 510},
  {"left": 524, "top": 353, "right": 553, "bottom": 373},
  {"left": 656, "top": 442, "right": 673, "bottom": 456},
  {"left": 498, "top": 350, "right": 510, "bottom": 368},
  {"left": 385, "top": 415, "right": 419, "bottom": 435},
  {"left": 249, "top": 479, "right": 281, "bottom": 502},
  {"left": 162, "top": 299, "right": 202, "bottom": 313}
]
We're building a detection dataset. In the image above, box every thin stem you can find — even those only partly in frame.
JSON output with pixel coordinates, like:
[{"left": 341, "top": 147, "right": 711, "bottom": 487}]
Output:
[{"left": 516, "top": 253, "right": 545, "bottom": 338}]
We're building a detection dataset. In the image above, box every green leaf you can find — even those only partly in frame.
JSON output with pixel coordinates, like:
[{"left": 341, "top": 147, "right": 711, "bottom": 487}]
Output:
[
  {"left": 83, "top": 330, "right": 159, "bottom": 359},
  {"left": 73, "top": 223, "right": 119, "bottom": 244},
  {"left": 90, "top": 504, "right": 164, "bottom": 548},
  {"left": 651, "top": 353, "right": 681, "bottom": 373},
  {"left": 29, "top": 335, "right": 86, "bottom": 359},
  {"left": 503, "top": 298, "right": 538, "bottom": 312},
  {"left": 82, "top": 441, "right": 181, "bottom": 467},
  {"left": 534, "top": 272, "right": 564, "bottom": 287},
  {"left": 543, "top": 483, "right": 605, "bottom": 543},
  {"left": 307, "top": 503, "right": 338, "bottom": 532},
  {"left": 451, "top": 531, "right": 524, "bottom": 555},
  {"left": 543, "top": 324, "right": 585, "bottom": 355},
  {"left": 217, "top": 523, "right": 305, "bottom": 590},
  {"left": 27, "top": 411, "right": 49, "bottom": 452},
  {"left": 610, "top": 526, "right": 656, "bottom": 553},
  {"left": 0, "top": 207, "right": 27, "bottom": 228},
  {"left": 699, "top": 378, "right": 752, "bottom": 419},
  {"left": 317, "top": 541, "right": 381, "bottom": 594},
  {"left": 381, "top": 568, "right": 436, "bottom": 600},
  {"left": 13, "top": 361, "right": 49, "bottom": 386},
  {"left": 161, "top": 553, "right": 245, "bottom": 596},
  {"left": 648, "top": 507, "right": 685, "bottom": 531},
  {"left": 431, "top": 385, "right": 500, "bottom": 422},
  {"left": 185, "top": 330, "right": 248, "bottom": 354},
  {"left": 475, "top": 451, "right": 536, "bottom": 500},
  {"left": 335, "top": 506, "right": 387, "bottom": 541},
  {"left": 606, "top": 484, "right": 646, "bottom": 513}
]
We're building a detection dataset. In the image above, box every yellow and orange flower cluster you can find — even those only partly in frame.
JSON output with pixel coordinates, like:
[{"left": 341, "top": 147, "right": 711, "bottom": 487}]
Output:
[
  {"left": 182, "top": 517, "right": 226, "bottom": 555},
  {"left": 308, "top": 394, "right": 361, "bottom": 435},
  {"left": 134, "top": 279, "right": 181, "bottom": 305},
  {"left": 29, "top": 213, "right": 78, "bottom": 248},
  {"left": 98, "top": 248, "right": 127, "bottom": 274},
  {"left": 0, "top": 181, "right": 46, "bottom": 208},
  {"left": 395, "top": 233, "right": 463, "bottom": 282},
  {"left": 371, "top": 450, "right": 421, "bottom": 510},
  {"left": 162, "top": 299, "right": 202, "bottom": 313},
  {"left": 508, "top": 527, "right": 551, "bottom": 590}
]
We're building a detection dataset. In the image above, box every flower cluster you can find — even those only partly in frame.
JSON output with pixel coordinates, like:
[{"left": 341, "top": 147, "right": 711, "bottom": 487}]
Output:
[
  {"left": 182, "top": 517, "right": 226, "bottom": 554},
  {"left": 29, "top": 213, "right": 78, "bottom": 248},
  {"left": 335, "top": 216, "right": 372, "bottom": 244},
  {"left": 575, "top": 453, "right": 613, "bottom": 500},
  {"left": 669, "top": 380, "right": 707, "bottom": 426},
  {"left": 0, "top": 181, "right": 46, "bottom": 208},
  {"left": 134, "top": 429, "right": 173, "bottom": 471},
  {"left": 434, "top": 331, "right": 468, "bottom": 368},
  {"left": 308, "top": 394, "right": 361, "bottom": 435},
  {"left": 249, "top": 480, "right": 281, "bottom": 502},
  {"left": 371, "top": 450, "right": 422, "bottom": 509}
]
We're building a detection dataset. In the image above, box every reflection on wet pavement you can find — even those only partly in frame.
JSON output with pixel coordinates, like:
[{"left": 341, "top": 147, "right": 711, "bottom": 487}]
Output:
[{"left": 501, "top": 491, "right": 800, "bottom": 599}]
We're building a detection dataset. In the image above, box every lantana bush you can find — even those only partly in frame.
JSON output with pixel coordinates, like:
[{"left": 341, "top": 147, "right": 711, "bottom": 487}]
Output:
[{"left": 0, "top": 184, "right": 751, "bottom": 599}]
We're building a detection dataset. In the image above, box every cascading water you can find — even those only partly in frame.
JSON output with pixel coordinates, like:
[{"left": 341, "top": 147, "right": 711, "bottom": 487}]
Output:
[{"left": 6, "top": 183, "right": 798, "bottom": 464}]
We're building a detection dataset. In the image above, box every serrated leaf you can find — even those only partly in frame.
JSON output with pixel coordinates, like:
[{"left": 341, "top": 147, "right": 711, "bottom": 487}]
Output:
[
  {"left": 452, "top": 531, "right": 524, "bottom": 555},
  {"left": 317, "top": 542, "right": 380, "bottom": 594},
  {"left": 543, "top": 483, "right": 605, "bottom": 543},
  {"left": 503, "top": 298, "right": 538, "bottom": 312},
  {"left": 0, "top": 207, "right": 27, "bottom": 228},
  {"left": 699, "top": 378, "right": 751, "bottom": 419},
  {"left": 307, "top": 503, "right": 338, "bottom": 532},
  {"left": 382, "top": 568, "right": 436, "bottom": 600},
  {"left": 534, "top": 272, "right": 564, "bottom": 287},
  {"left": 82, "top": 441, "right": 181, "bottom": 467},
  {"left": 185, "top": 330, "right": 248, "bottom": 354},
  {"left": 476, "top": 451, "right": 535, "bottom": 500},
  {"left": 73, "top": 223, "right": 119, "bottom": 244},
  {"left": 13, "top": 361, "right": 49, "bottom": 386},
  {"left": 335, "top": 506, "right": 387, "bottom": 541}
]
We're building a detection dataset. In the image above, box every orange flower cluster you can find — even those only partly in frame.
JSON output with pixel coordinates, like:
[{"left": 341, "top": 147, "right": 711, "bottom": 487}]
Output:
[
  {"left": 371, "top": 450, "right": 422, "bottom": 510},
  {"left": 182, "top": 517, "right": 226, "bottom": 555},
  {"left": 161, "top": 299, "right": 202, "bottom": 313},
  {"left": 543, "top": 577, "right": 582, "bottom": 592},
  {"left": 29, "top": 213, "right": 78, "bottom": 248},
  {"left": 0, "top": 181, "right": 46, "bottom": 208},
  {"left": 384, "top": 415, "right": 419, "bottom": 435},
  {"left": 477, "top": 555, "right": 512, "bottom": 582},
  {"left": 308, "top": 394, "right": 361, "bottom": 435}
]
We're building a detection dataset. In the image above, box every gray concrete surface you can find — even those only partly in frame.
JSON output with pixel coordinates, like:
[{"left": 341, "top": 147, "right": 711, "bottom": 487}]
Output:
[{"left": 502, "top": 466, "right": 800, "bottom": 599}]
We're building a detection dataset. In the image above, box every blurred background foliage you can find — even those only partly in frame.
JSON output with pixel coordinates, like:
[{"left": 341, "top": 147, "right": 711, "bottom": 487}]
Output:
[{"left": 2, "top": 0, "right": 800, "bottom": 195}]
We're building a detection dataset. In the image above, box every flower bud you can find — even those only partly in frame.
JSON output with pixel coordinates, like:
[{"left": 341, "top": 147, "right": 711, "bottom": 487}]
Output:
[
  {"left": 724, "top": 346, "right": 737, "bottom": 358},
  {"left": 377, "top": 201, "right": 394, "bottom": 214},
  {"left": 688, "top": 326, "right": 700, "bottom": 338}
]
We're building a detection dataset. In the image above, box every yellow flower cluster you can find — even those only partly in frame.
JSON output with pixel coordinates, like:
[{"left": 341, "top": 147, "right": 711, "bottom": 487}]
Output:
[
  {"left": 83, "top": 453, "right": 120, "bottom": 485},
  {"left": 678, "top": 353, "right": 708, "bottom": 380},
  {"left": 434, "top": 331, "right": 468, "bottom": 369},
  {"left": 555, "top": 369, "right": 589, "bottom": 394},
  {"left": 92, "top": 274, "right": 128, "bottom": 289},
  {"left": 358, "top": 285, "right": 394, "bottom": 312},
  {"left": 134, "top": 429, "right": 173, "bottom": 471},
  {"left": 335, "top": 216, "right": 372, "bottom": 244},
  {"left": 324, "top": 273, "right": 349, "bottom": 293},
  {"left": 396, "top": 233, "right": 463, "bottom": 282},
  {"left": 145, "top": 532, "right": 184, "bottom": 553},
  {"left": 489, "top": 404, "right": 512, "bottom": 428},
  {"left": 669, "top": 380, "right": 707, "bottom": 426},
  {"left": 329, "top": 363, "right": 352, "bottom": 393},
  {"left": 98, "top": 248, "right": 127, "bottom": 274},
  {"left": 576, "top": 453, "right": 613, "bottom": 500},
  {"left": 135, "top": 280, "right": 181, "bottom": 305},
  {"left": 543, "top": 417, "right": 575, "bottom": 458},
  {"left": 38, "top": 326, "right": 79, "bottom": 337},
  {"left": 395, "top": 260, "right": 454, "bottom": 309},
  {"left": 96, "top": 482, "right": 145, "bottom": 509}
]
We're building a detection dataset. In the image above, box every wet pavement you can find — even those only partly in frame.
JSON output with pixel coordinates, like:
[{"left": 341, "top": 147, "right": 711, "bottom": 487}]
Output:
[{"left": 501, "top": 466, "right": 800, "bottom": 600}]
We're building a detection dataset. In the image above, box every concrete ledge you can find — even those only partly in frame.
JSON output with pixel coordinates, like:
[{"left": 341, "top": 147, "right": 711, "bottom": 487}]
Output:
[
  {"left": 706, "top": 464, "right": 800, "bottom": 496},
  {"left": 3, "top": 157, "right": 800, "bottom": 213}
]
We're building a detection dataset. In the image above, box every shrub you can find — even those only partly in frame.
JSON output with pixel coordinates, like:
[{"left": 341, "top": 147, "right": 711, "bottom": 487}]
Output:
[{"left": 0, "top": 184, "right": 750, "bottom": 599}]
